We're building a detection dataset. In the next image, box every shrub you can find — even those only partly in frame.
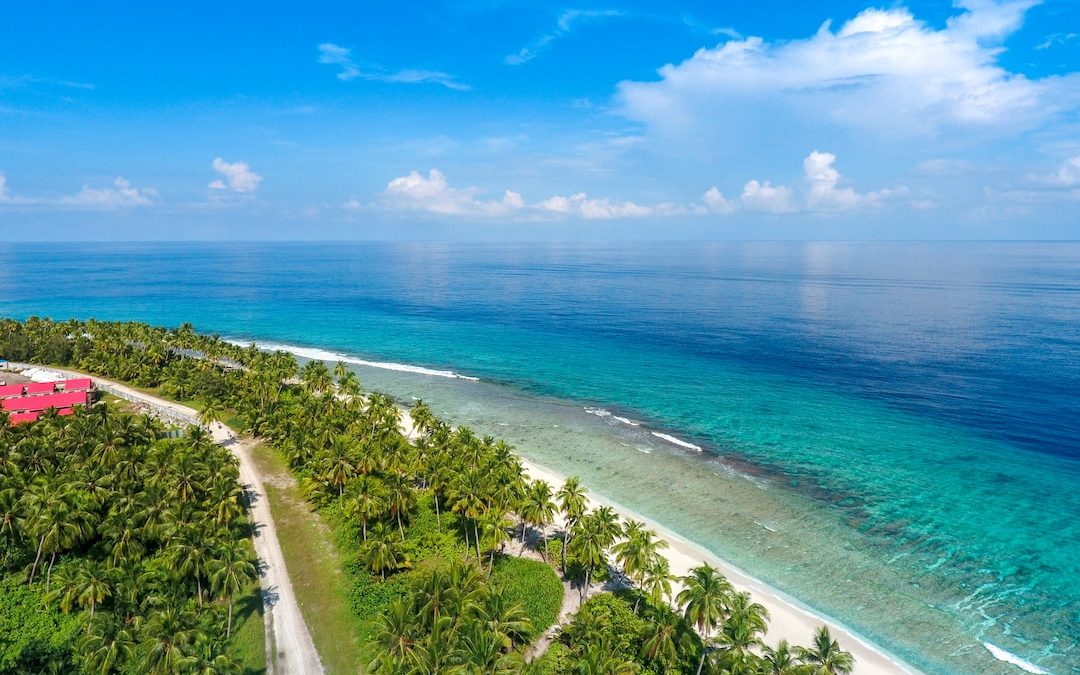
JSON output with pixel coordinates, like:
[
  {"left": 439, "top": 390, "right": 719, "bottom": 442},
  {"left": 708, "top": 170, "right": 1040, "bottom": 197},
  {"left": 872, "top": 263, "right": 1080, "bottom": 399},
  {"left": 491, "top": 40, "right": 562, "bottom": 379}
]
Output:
[{"left": 490, "top": 556, "right": 564, "bottom": 634}]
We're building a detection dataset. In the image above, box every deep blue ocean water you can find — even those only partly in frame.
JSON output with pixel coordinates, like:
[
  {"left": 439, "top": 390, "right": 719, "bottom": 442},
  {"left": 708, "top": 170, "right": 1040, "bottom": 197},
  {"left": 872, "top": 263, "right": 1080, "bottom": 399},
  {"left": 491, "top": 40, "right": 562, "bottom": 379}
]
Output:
[{"left": 1, "top": 241, "right": 1077, "bottom": 673}]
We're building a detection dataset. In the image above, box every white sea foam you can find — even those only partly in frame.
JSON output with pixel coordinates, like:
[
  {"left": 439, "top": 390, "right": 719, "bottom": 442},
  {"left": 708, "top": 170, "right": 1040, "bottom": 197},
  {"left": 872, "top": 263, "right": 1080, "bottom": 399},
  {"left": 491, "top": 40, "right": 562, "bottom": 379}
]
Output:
[
  {"left": 982, "top": 643, "right": 1049, "bottom": 674},
  {"left": 651, "top": 431, "right": 703, "bottom": 452},
  {"left": 583, "top": 406, "right": 612, "bottom": 418},
  {"left": 613, "top": 415, "right": 641, "bottom": 426},
  {"left": 225, "top": 339, "right": 480, "bottom": 381}
]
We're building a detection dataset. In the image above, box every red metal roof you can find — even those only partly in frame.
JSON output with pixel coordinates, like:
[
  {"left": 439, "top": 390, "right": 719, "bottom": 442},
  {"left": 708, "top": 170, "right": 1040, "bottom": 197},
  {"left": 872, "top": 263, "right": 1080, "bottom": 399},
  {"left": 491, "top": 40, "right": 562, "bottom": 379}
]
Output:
[
  {"left": 0, "top": 384, "right": 24, "bottom": 398},
  {"left": 8, "top": 411, "right": 41, "bottom": 424},
  {"left": 56, "top": 407, "right": 74, "bottom": 416},
  {"left": 2, "top": 390, "right": 87, "bottom": 412},
  {"left": 25, "top": 381, "right": 57, "bottom": 395},
  {"left": 61, "top": 378, "right": 93, "bottom": 391}
]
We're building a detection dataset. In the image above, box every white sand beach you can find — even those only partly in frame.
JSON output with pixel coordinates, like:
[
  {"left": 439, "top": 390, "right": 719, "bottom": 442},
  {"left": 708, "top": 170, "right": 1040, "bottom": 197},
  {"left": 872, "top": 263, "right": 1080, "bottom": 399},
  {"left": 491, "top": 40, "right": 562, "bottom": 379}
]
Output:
[{"left": 399, "top": 409, "right": 917, "bottom": 674}]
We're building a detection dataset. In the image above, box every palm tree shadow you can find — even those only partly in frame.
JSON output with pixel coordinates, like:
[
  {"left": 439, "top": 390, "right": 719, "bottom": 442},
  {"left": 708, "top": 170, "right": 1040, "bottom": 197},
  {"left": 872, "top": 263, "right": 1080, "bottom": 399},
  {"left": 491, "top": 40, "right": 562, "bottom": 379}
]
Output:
[{"left": 261, "top": 584, "right": 280, "bottom": 609}]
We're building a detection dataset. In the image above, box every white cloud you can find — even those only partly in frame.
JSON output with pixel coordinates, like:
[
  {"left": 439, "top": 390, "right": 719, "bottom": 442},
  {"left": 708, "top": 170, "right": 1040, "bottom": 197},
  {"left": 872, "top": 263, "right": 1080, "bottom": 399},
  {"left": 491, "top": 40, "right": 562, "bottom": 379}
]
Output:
[
  {"left": 380, "top": 169, "right": 685, "bottom": 220},
  {"left": 378, "top": 159, "right": 894, "bottom": 221},
  {"left": 317, "top": 43, "right": 469, "bottom": 91},
  {"left": 804, "top": 150, "right": 873, "bottom": 210},
  {"left": 1043, "top": 155, "right": 1080, "bottom": 187},
  {"left": 1035, "top": 32, "right": 1078, "bottom": 51},
  {"left": 536, "top": 193, "right": 653, "bottom": 219},
  {"left": 209, "top": 158, "right": 262, "bottom": 193},
  {"left": 617, "top": 1, "right": 1079, "bottom": 142},
  {"left": 61, "top": 177, "right": 155, "bottom": 207},
  {"left": 741, "top": 180, "right": 796, "bottom": 214},
  {"left": 740, "top": 151, "right": 893, "bottom": 213},
  {"left": 0, "top": 172, "right": 155, "bottom": 208},
  {"left": 381, "top": 169, "right": 524, "bottom": 216},
  {"left": 317, "top": 43, "right": 360, "bottom": 81},
  {"left": 506, "top": 10, "right": 624, "bottom": 65},
  {"left": 701, "top": 187, "right": 735, "bottom": 214}
]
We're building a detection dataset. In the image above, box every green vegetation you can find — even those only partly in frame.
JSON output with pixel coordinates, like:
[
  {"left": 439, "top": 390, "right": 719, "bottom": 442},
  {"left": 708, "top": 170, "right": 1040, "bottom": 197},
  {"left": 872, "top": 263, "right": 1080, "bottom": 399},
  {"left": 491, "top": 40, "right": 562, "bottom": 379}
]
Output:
[
  {"left": 0, "top": 403, "right": 259, "bottom": 673},
  {"left": 249, "top": 441, "right": 364, "bottom": 674},
  {"left": 490, "top": 557, "right": 563, "bottom": 635},
  {"left": 2, "top": 317, "right": 857, "bottom": 674}
]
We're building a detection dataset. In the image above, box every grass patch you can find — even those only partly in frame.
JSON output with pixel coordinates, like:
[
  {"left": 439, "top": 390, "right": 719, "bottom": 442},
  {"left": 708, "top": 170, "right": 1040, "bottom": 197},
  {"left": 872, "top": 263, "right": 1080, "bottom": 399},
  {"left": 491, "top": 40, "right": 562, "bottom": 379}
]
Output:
[
  {"left": 249, "top": 442, "right": 365, "bottom": 675},
  {"left": 490, "top": 556, "right": 564, "bottom": 635},
  {"left": 228, "top": 581, "right": 267, "bottom": 675}
]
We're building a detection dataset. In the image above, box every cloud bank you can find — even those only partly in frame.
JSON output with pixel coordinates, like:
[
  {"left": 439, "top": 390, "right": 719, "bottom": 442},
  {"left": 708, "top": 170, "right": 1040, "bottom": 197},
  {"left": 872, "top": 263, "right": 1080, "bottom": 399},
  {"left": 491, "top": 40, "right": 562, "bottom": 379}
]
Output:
[
  {"left": 376, "top": 153, "right": 892, "bottom": 220},
  {"left": 617, "top": 1, "right": 1079, "bottom": 143},
  {"left": 0, "top": 173, "right": 156, "bottom": 208}
]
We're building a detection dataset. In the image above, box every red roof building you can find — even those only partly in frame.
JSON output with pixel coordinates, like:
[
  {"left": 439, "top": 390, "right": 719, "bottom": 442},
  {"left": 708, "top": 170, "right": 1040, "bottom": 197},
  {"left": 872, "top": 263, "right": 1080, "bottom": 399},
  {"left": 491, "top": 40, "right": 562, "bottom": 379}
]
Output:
[
  {"left": 61, "top": 378, "right": 93, "bottom": 391},
  {"left": 25, "top": 381, "right": 57, "bottom": 395},
  {"left": 8, "top": 411, "right": 42, "bottom": 424},
  {"left": 2, "top": 390, "right": 87, "bottom": 412}
]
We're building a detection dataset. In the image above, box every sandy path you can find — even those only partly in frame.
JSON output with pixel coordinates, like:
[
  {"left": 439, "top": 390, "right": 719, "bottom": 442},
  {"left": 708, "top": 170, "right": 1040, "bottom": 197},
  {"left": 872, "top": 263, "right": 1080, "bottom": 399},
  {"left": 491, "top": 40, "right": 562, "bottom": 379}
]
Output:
[{"left": 26, "top": 367, "right": 325, "bottom": 675}]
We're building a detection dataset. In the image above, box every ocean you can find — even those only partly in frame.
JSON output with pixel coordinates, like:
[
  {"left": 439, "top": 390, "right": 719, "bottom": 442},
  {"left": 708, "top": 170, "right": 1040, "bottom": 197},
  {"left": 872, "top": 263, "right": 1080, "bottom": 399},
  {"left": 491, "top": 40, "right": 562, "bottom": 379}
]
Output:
[{"left": 1, "top": 241, "right": 1076, "bottom": 674}]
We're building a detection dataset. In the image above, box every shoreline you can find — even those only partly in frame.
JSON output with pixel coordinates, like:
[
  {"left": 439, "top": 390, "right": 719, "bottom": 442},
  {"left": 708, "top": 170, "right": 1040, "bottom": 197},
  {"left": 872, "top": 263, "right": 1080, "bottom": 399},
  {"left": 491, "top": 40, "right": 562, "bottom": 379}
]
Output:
[
  {"left": 254, "top": 335, "right": 920, "bottom": 673},
  {"left": 517, "top": 456, "right": 918, "bottom": 675},
  {"left": 397, "top": 407, "right": 918, "bottom": 675}
]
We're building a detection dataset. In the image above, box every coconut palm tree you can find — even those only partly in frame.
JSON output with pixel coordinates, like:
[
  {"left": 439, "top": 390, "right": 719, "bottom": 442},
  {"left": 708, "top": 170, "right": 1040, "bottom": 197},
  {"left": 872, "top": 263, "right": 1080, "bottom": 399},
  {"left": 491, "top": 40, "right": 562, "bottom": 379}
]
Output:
[
  {"left": 518, "top": 479, "right": 557, "bottom": 556},
  {"left": 711, "top": 595, "right": 768, "bottom": 673},
  {"left": 761, "top": 640, "right": 802, "bottom": 675},
  {"left": 198, "top": 400, "right": 222, "bottom": 428},
  {"left": 473, "top": 589, "right": 533, "bottom": 650},
  {"left": 796, "top": 626, "right": 855, "bottom": 675},
  {"left": 138, "top": 606, "right": 199, "bottom": 675},
  {"left": 452, "top": 469, "right": 490, "bottom": 563},
  {"left": 640, "top": 609, "right": 690, "bottom": 668},
  {"left": 642, "top": 555, "right": 674, "bottom": 608},
  {"left": 208, "top": 539, "right": 257, "bottom": 638},
  {"left": 345, "top": 474, "right": 388, "bottom": 541},
  {"left": 556, "top": 477, "right": 588, "bottom": 574},
  {"left": 613, "top": 523, "right": 669, "bottom": 612},
  {"left": 78, "top": 625, "right": 135, "bottom": 675},
  {"left": 678, "top": 563, "right": 734, "bottom": 675},
  {"left": 568, "top": 512, "right": 610, "bottom": 601},
  {"left": 370, "top": 597, "right": 417, "bottom": 672},
  {"left": 360, "top": 522, "right": 410, "bottom": 580},
  {"left": 383, "top": 470, "right": 415, "bottom": 539}
]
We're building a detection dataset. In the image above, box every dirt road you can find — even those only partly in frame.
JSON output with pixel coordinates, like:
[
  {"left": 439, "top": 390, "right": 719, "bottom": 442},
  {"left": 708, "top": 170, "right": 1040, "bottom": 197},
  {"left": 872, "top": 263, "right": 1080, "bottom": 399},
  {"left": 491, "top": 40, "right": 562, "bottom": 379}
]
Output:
[{"left": 21, "top": 366, "right": 325, "bottom": 675}]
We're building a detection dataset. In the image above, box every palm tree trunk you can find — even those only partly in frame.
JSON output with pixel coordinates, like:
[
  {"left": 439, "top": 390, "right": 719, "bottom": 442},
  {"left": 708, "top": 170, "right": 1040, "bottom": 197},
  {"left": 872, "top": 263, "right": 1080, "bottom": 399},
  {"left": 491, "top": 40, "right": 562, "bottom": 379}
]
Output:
[
  {"left": 473, "top": 522, "right": 482, "bottom": 563},
  {"left": 582, "top": 568, "right": 591, "bottom": 601},
  {"left": 434, "top": 494, "right": 441, "bottom": 528},
  {"left": 397, "top": 513, "right": 405, "bottom": 541},
  {"left": 28, "top": 535, "right": 46, "bottom": 585},
  {"left": 696, "top": 652, "right": 706, "bottom": 675},
  {"left": 561, "top": 532, "right": 568, "bottom": 576},
  {"left": 227, "top": 597, "right": 234, "bottom": 638},
  {"left": 362, "top": 520, "right": 368, "bottom": 541},
  {"left": 46, "top": 552, "right": 56, "bottom": 589}
]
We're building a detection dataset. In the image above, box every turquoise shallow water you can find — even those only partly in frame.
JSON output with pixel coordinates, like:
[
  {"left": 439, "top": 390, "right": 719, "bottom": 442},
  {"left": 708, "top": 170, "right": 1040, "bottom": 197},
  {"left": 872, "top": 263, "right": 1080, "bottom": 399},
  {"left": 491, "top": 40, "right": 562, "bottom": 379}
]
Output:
[{"left": 1, "top": 241, "right": 1077, "bottom": 673}]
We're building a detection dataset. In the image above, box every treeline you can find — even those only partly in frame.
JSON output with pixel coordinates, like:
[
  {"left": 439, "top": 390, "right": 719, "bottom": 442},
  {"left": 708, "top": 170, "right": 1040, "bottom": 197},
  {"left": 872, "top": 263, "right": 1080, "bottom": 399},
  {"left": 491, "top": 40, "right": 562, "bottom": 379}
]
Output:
[{"left": 1, "top": 317, "right": 855, "bottom": 674}]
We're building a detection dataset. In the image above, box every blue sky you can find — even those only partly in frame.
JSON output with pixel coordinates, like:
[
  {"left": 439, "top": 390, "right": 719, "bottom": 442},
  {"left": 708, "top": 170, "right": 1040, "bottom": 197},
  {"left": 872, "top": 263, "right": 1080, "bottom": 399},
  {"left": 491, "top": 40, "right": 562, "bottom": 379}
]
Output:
[{"left": 1, "top": 0, "right": 1079, "bottom": 240}]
